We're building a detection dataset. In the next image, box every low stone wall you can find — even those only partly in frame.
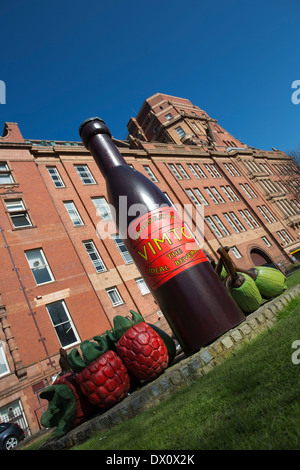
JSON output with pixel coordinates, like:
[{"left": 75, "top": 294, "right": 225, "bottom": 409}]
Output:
[{"left": 37, "top": 285, "right": 300, "bottom": 451}]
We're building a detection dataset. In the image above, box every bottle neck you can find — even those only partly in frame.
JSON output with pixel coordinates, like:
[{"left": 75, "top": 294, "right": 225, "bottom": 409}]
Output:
[{"left": 88, "top": 133, "right": 127, "bottom": 175}]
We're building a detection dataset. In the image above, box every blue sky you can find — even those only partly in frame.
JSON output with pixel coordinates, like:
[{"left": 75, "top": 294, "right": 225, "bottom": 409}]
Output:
[{"left": 0, "top": 0, "right": 299, "bottom": 154}]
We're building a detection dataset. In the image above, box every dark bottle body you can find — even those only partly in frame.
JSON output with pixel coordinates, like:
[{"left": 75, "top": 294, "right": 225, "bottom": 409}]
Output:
[{"left": 79, "top": 118, "right": 245, "bottom": 355}]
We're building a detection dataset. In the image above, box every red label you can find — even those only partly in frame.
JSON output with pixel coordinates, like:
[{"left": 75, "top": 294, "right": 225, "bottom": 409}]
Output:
[{"left": 126, "top": 207, "right": 207, "bottom": 291}]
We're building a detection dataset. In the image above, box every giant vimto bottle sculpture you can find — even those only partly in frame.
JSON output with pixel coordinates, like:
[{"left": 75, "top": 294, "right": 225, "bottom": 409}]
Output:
[{"left": 79, "top": 118, "right": 245, "bottom": 354}]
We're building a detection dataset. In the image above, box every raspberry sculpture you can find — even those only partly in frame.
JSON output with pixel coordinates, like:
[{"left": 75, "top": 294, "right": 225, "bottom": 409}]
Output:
[
  {"left": 67, "top": 335, "right": 130, "bottom": 409},
  {"left": 40, "top": 350, "right": 96, "bottom": 436},
  {"left": 108, "top": 311, "right": 169, "bottom": 382}
]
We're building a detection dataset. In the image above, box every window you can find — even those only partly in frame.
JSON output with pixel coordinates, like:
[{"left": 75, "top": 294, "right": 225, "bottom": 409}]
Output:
[
  {"left": 239, "top": 184, "right": 252, "bottom": 198},
  {"left": 75, "top": 165, "right": 96, "bottom": 184},
  {"left": 106, "top": 287, "right": 124, "bottom": 306},
  {"left": 211, "top": 187, "right": 225, "bottom": 203},
  {"left": 244, "top": 183, "right": 257, "bottom": 198},
  {"left": 186, "top": 189, "right": 200, "bottom": 206},
  {"left": 0, "top": 343, "right": 10, "bottom": 377},
  {"left": 226, "top": 185, "right": 239, "bottom": 201},
  {"left": 204, "top": 187, "right": 218, "bottom": 204},
  {"left": 262, "top": 236, "right": 271, "bottom": 247},
  {"left": 229, "top": 212, "right": 245, "bottom": 231},
  {"left": 220, "top": 186, "right": 233, "bottom": 202},
  {"left": 281, "top": 230, "right": 293, "bottom": 243},
  {"left": 165, "top": 113, "right": 173, "bottom": 120},
  {"left": 25, "top": 249, "right": 54, "bottom": 285},
  {"left": 187, "top": 164, "right": 200, "bottom": 179},
  {"left": 0, "top": 163, "right": 14, "bottom": 184},
  {"left": 276, "top": 231, "right": 291, "bottom": 245},
  {"left": 46, "top": 300, "right": 79, "bottom": 347},
  {"left": 64, "top": 201, "right": 84, "bottom": 226},
  {"left": 47, "top": 167, "right": 65, "bottom": 188},
  {"left": 238, "top": 210, "right": 253, "bottom": 229},
  {"left": 194, "top": 164, "right": 206, "bottom": 178},
  {"left": 136, "top": 278, "right": 150, "bottom": 295},
  {"left": 223, "top": 162, "right": 240, "bottom": 176},
  {"left": 177, "top": 164, "right": 189, "bottom": 179},
  {"left": 257, "top": 205, "right": 276, "bottom": 223},
  {"left": 112, "top": 235, "right": 133, "bottom": 264},
  {"left": 231, "top": 246, "right": 242, "bottom": 259},
  {"left": 211, "top": 164, "right": 222, "bottom": 178},
  {"left": 5, "top": 199, "right": 32, "bottom": 228},
  {"left": 223, "top": 213, "right": 240, "bottom": 233},
  {"left": 244, "top": 209, "right": 259, "bottom": 227},
  {"left": 204, "top": 164, "right": 216, "bottom": 178},
  {"left": 212, "top": 215, "right": 230, "bottom": 236},
  {"left": 205, "top": 216, "right": 222, "bottom": 238},
  {"left": 163, "top": 192, "right": 176, "bottom": 207},
  {"left": 83, "top": 241, "right": 106, "bottom": 273},
  {"left": 143, "top": 165, "right": 158, "bottom": 182},
  {"left": 168, "top": 164, "right": 182, "bottom": 180},
  {"left": 175, "top": 126, "right": 186, "bottom": 138},
  {"left": 92, "top": 197, "right": 112, "bottom": 221},
  {"left": 194, "top": 189, "right": 208, "bottom": 205}
]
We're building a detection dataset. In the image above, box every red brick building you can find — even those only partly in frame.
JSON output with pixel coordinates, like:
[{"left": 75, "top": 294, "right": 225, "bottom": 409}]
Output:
[{"left": 0, "top": 93, "right": 299, "bottom": 436}]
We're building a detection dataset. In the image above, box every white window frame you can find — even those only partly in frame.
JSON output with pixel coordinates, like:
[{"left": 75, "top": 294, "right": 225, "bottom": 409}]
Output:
[
  {"left": 25, "top": 248, "right": 55, "bottom": 285},
  {"left": 46, "top": 300, "right": 80, "bottom": 348},
  {"left": 204, "top": 164, "right": 216, "bottom": 178},
  {"left": 229, "top": 212, "right": 245, "bottom": 231},
  {"left": 47, "top": 166, "right": 65, "bottom": 188},
  {"left": 204, "top": 187, "right": 218, "bottom": 204},
  {"left": 231, "top": 246, "right": 242, "bottom": 259},
  {"left": 262, "top": 236, "right": 271, "bottom": 247},
  {"left": 223, "top": 213, "right": 240, "bottom": 233},
  {"left": 194, "top": 164, "right": 207, "bottom": 178},
  {"left": 0, "top": 342, "right": 10, "bottom": 377},
  {"left": 0, "top": 163, "right": 14, "bottom": 184},
  {"left": 187, "top": 164, "right": 200, "bottom": 179},
  {"left": 168, "top": 164, "right": 182, "bottom": 180},
  {"left": 136, "top": 278, "right": 150, "bottom": 295},
  {"left": 205, "top": 216, "right": 222, "bottom": 238},
  {"left": 212, "top": 215, "right": 230, "bottom": 236},
  {"left": 112, "top": 235, "right": 133, "bottom": 264},
  {"left": 5, "top": 199, "right": 32, "bottom": 228},
  {"left": 75, "top": 165, "right": 96, "bottom": 185},
  {"left": 177, "top": 164, "right": 190, "bottom": 179},
  {"left": 175, "top": 126, "right": 186, "bottom": 138},
  {"left": 64, "top": 201, "right": 84, "bottom": 226},
  {"left": 211, "top": 187, "right": 225, "bottom": 203},
  {"left": 143, "top": 165, "right": 158, "bottom": 182},
  {"left": 83, "top": 240, "right": 107, "bottom": 273},
  {"left": 92, "top": 197, "right": 112, "bottom": 221},
  {"left": 106, "top": 287, "right": 124, "bottom": 306},
  {"left": 194, "top": 188, "right": 208, "bottom": 205}
]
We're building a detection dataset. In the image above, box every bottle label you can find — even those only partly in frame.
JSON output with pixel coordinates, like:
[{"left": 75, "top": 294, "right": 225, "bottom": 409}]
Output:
[{"left": 126, "top": 207, "right": 207, "bottom": 291}]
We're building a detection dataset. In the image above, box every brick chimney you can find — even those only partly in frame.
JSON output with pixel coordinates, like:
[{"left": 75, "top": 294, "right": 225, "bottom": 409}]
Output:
[{"left": 0, "top": 122, "right": 24, "bottom": 143}]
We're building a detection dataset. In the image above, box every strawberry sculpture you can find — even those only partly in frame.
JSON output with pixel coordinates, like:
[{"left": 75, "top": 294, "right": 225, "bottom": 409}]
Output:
[
  {"left": 67, "top": 335, "right": 130, "bottom": 409},
  {"left": 105, "top": 311, "right": 169, "bottom": 382},
  {"left": 40, "top": 349, "right": 96, "bottom": 437}
]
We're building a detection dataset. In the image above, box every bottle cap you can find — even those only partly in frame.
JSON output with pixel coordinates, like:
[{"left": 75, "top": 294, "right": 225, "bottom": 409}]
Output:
[{"left": 79, "top": 117, "right": 112, "bottom": 148}]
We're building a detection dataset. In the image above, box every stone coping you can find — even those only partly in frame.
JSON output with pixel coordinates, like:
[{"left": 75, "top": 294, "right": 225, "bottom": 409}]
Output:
[{"left": 35, "top": 285, "right": 300, "bottom": 450}]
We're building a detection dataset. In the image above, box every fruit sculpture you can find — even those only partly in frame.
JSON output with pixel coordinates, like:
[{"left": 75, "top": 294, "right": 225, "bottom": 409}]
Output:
[
  {"left": 39, "top": 349, "right": 96, "bottom": 437},
  {"left": 241, "top": 266, "right": 286, "bottom": 299},
  {"left": 105, "top": 310, "right": 169, "bottom": 381},
  {"left": 215, "top": 246, "right": 286, "bottom": 313},
  {"left": 39, "top": 314, "right": 176, "bottom": 436},
  {"left": 67, "top": 335, "right": 130, "bottom": 409}
]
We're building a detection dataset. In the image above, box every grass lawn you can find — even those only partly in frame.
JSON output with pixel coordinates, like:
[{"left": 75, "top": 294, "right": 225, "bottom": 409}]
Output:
[
  {"left": 286, "top": 268, "right": 300, "bottom": 288},
  {"left": 70, "top": 293, "right": 300, "bottom": 451}
]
